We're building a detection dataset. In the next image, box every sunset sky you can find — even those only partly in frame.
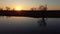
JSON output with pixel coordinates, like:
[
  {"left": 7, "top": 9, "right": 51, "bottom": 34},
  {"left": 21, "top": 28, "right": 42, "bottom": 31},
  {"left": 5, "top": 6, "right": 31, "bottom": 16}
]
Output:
[{"left": 0, "top": 0, "right": 60, "bottom": 10}]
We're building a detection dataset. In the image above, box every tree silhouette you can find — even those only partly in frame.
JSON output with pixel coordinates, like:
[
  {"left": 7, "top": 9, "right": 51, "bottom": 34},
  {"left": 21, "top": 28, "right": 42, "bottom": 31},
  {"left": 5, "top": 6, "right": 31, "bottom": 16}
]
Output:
[
  {"left": 43, "top": 4, "right": 47, "bottom": 11},
  {"left": 6, "top": 7, "right": 10, "bottom": 10},
  {"left": 31, "top": 8, "right": 36, "bottom": 11},
  {"left": 31, "top": 8, "right": 34, "bottom": 11},
  {"left": 39, "top": 5, "right": 44, "bottom": 10},
  {"left": 0, "top": 8, "right": 3, "bottom": 10},
  {"left": 39, "top": 4, "right": 47, "bottom": 11},
  {"left": 13, "top": 8, "right": 15, "bottom": 11}
]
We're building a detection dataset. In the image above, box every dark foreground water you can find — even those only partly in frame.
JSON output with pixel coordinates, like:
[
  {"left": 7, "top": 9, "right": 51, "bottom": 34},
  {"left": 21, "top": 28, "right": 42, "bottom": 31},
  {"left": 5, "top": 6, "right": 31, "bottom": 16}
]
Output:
[{"left": 0, "top": 16, "right": 60, "bottom": 34}]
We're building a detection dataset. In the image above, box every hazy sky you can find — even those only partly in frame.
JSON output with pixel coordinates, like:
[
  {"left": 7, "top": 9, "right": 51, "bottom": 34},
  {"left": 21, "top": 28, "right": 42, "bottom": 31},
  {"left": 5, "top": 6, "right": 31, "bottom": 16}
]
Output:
[{"left": 0, "top": 0, "right": 60, "bottom": 10}]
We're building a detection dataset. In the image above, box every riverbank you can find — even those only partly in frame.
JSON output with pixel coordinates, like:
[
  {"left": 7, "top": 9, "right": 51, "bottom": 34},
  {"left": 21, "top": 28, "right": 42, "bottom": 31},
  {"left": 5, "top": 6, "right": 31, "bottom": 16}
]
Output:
[{"left": 0, "top": 10, "right": 60, "bottom": 18}]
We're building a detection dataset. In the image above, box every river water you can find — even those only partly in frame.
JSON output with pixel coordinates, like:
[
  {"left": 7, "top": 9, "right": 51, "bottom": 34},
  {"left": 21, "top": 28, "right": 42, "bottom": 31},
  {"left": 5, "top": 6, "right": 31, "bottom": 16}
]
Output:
[{"left": 0, "top": 16, "right": 60, "bottom": 34}]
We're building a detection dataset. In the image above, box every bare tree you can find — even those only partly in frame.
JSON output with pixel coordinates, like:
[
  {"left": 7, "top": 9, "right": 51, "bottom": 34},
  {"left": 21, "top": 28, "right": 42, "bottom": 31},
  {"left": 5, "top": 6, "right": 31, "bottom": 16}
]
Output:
[
  {"left": 39, "top": 5, "right": 44, "bottom": 10},
  {"left": 39, "top": 4, "right": 47, "bottom": 11},
  {"left": 43, "top": 4, "right": 47, "bottom": 11},
  {"left": 6, "top": 7, "right": 10, "bottom": 10},
  {"left": 31, "top": 8, "right": 34, "bottom": 11},
  {"left": 12, "top": 8, "right": 15, "bottom": 11}
]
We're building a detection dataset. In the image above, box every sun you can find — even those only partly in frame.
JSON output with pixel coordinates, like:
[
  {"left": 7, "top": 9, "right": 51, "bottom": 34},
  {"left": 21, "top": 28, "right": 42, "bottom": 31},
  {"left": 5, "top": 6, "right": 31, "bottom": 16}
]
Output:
[{"left": 15, "top": 7, "right": 22, "bottom": 10}]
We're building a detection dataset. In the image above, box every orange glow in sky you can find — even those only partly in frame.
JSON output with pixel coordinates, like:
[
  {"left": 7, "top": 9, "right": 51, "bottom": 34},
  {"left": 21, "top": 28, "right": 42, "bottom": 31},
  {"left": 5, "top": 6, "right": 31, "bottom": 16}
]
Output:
[
  {"left": 0, "top": 0, "right": 60, "bottom": 10},
  {"left": 14, "top": 6, "right": 22, "bottom": 10}
]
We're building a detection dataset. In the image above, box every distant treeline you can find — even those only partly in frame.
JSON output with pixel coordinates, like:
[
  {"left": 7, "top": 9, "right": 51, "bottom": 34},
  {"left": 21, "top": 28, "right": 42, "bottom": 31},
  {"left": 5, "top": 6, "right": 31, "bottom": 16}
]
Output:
[
  {"left": 0, "top": 4, "right": 47, "bottom": 11},
  {"left": 0, "top": 10, "right": 60, "bottom": 18}
]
